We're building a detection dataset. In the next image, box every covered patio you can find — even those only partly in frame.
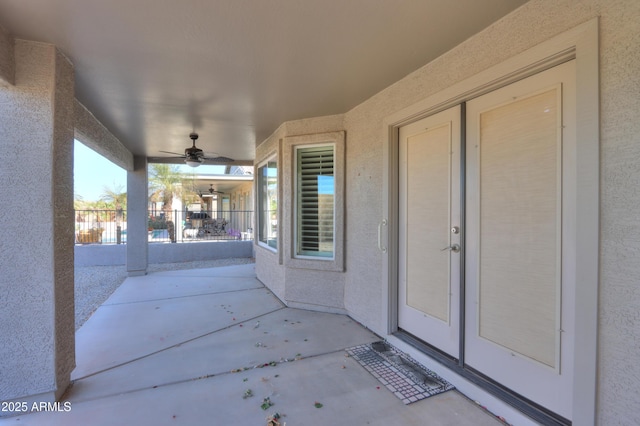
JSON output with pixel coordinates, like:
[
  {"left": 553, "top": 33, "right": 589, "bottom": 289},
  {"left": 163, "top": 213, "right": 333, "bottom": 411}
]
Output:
[
  {"left": 4, "top": 264, "right": 501, "bottom": 426},
  {"left": 2, "top": 1, "right": 640, "bottom": 424}
]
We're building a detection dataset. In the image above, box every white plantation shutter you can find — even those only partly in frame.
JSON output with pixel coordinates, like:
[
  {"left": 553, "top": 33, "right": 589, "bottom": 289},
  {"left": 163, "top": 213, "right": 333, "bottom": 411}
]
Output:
[{"left": 296, "top": 146, "right": 334, "bottom": 257}]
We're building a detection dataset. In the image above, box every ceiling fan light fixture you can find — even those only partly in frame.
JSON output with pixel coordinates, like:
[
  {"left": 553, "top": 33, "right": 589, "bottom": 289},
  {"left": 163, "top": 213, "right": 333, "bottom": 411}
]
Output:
[{"left": 185, "top": 156, "right": 203, "bottom": 167}]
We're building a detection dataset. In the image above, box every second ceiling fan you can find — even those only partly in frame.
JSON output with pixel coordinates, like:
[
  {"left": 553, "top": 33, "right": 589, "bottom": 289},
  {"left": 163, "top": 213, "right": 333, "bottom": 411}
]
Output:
[{"left": 199, "top": 184, "right": 226, "bottom": 198}]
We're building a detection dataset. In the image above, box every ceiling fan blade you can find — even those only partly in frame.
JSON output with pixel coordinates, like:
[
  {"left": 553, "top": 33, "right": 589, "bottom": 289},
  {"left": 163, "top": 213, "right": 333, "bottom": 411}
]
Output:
[
  {"left": 204, "top": 156, "right": 234, "bottom": 163},
  {"left": 160, "top": 134, "right": 234, "bottom": 165},
  {"left": 159, "top": 150, "right": 186, "bottom": 157}
]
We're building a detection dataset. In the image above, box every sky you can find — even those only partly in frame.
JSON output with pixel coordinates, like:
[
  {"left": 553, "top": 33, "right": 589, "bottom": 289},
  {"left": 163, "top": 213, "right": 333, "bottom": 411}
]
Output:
[{"left": 74, "top": 140, "right": 126, "bottom": 202}]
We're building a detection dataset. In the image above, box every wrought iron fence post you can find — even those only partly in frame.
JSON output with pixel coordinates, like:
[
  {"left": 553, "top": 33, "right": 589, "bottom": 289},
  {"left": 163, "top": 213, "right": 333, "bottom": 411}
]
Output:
[{"left": 168, "top": 209, "right": 176, "bottom": 243}]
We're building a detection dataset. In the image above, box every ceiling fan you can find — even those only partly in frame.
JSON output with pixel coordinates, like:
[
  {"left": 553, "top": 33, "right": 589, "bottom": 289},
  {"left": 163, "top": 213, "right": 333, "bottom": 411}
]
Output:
[
  {"left": 199, "top": 184, "right": 226, "bottom": 198},
  {"left": 160, "top": 132, "right": 234, "bottom": 167}
]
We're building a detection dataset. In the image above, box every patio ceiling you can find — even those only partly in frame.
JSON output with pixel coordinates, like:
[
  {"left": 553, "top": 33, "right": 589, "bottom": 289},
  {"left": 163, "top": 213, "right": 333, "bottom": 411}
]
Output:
[
  {"left": 188, "top": 174, "right": 253, "bottom": 196},
  {"left": 0, "top": 0, "right": 527, "bottom": 163}
]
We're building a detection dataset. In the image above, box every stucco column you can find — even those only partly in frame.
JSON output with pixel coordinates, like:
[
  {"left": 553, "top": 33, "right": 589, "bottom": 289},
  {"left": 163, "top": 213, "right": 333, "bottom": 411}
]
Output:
[
  {"left": 0, "top": 40, "right": 75, "bottom": 411},
  {"left": 126, "top": 155, "right": 149, "bottom": 276}
]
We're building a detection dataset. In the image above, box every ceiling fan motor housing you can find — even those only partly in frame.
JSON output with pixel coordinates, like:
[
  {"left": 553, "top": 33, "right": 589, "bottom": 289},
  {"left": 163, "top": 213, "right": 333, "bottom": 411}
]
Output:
[
  {"left": 185, "top": 133, "right": 204, "bottom": 157},
  {"left": 185, "top": 147, "right": 204, "bottom": 157}
]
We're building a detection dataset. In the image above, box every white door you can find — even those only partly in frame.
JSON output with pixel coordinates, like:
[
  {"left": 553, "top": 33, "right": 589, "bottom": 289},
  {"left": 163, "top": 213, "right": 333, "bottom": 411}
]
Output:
[
  {"left": 465, "top": 61, "right": 575, "bottom": 419},
  {"left": 398, "top": 106, "right": 461, "bottom": 358}
]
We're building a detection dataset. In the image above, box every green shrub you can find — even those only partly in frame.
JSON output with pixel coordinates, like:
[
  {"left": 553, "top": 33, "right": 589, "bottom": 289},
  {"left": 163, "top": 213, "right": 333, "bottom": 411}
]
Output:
[{"left": 148, "top": 218, "right": 167, "bottom": 230}]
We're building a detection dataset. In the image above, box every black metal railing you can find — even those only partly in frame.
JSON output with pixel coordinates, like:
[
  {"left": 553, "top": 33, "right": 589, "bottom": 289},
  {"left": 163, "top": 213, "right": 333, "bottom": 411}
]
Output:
[
  {"left": 75, "top": 209, "right": 127, "bottom": 244},
  {"left": 148, "top": 210, "right": 254, "bottom": 243},
  {"left": 75, "top": 209, "right": 254, "bottom": 244}
]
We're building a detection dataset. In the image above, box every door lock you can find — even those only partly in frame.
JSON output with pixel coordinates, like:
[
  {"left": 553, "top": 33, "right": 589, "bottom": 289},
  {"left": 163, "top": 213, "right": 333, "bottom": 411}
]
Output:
[
  {"left": 451, "top": 226, "right": 460, "bottom": 234},
  {"left": 441, "top": 244, "right": 461, "bottom": 253}
]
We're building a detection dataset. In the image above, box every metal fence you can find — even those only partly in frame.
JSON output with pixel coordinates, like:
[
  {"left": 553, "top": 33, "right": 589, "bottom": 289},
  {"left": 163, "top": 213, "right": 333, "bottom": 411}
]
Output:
[
  {"left": 75, "top": 209, "right": 127, "bottom": 244},
  {"left": 75, "top": 209, "right": 254, "bottom": 244},
  {"left": 148, "top": 210, "right": 254, "bottom": 243}
]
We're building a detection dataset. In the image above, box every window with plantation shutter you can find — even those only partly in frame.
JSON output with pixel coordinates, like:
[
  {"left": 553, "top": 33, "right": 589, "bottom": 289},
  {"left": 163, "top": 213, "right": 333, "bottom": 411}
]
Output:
[
  {"left": 296, "top": 145, "right": 334, "bottom": 258},
  {"left": 284, "top": 131, "right": 343, "bottom": 271}
]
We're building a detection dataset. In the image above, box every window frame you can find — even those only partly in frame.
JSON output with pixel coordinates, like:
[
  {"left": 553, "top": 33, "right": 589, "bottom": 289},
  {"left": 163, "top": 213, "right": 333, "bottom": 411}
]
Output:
[
  {"left": 284, "top": 131, "right": 345, "bottom": 272},
  {"left": 256, "top": 154, "right": 278, "bottom": 252},
  {"left": 294, "top": 143, "right": 336, "bottom": 260}
]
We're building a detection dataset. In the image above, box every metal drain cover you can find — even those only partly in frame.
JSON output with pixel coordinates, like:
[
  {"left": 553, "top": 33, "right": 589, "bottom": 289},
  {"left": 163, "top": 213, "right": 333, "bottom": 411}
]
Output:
[{"left": 347, "top": 342, "right": 454, "bottom": 404}]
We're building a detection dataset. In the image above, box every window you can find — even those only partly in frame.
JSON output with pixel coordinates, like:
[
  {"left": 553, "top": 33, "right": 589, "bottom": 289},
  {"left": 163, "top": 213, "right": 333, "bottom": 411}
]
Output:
[
  {"left": 295, "top": 145, "right": 334, "bottom": 259},
  {"left": 257, "top": 156, "right": 277, "bottom": 250},
  {"left": 284, "top": 131, "right": 344, "bottom": 272}
]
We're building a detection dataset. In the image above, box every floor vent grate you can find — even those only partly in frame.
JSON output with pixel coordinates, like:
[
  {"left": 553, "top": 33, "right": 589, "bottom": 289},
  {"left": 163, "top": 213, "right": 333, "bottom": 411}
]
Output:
[{"left": 346, "top": 341, "right": 454, "bottom": 404}]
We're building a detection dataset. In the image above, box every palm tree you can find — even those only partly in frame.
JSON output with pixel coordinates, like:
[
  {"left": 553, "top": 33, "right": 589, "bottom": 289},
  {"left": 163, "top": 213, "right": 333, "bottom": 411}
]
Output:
[
  {"left": 100, "top": 182, "right": 126, "bottom": 223},
  {"left": 101, "top": 182, "right": 127, "bottom": 210},
  {"left": 148, "top": 164, "right": 184, "bottom": 213},
  {"left": 148, "top": 164, "right": 203, "bottom": 212},
  {"left": 148, "top": 165, "right": 205, "bottom": 241},
  {"left": 181, "top": 171, "right": 203, "bottom": 209}
]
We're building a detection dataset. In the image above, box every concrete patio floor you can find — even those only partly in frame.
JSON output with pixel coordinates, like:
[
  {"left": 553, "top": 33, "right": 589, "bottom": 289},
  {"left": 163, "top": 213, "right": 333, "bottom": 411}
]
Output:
[{"left": 3, "top": 264, "right": 503, "bottom": 426}]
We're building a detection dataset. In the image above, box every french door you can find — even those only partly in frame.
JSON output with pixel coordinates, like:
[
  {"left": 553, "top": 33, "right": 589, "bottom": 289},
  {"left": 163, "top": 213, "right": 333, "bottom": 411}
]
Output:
[
  {"left": 398, "top": 105, "right": 461, "bottom": 358},
  {"left": 398, "top": 61, "right": 576, "bottom": 419}
]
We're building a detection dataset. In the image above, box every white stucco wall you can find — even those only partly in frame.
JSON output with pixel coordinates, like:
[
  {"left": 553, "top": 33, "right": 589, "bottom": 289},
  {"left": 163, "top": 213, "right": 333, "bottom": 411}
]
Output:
[
  {"left": 74, "top": 99, "right": 134, "bottom": 171},
  {"left": 0, "top": 40, "right": 75, "bottom": 404},
  {"left": 255, "top": 115, "right": 347, "bottom": 311},
  {"left": 348, "top": 2, "right": 640, "bottom": 423},
  {"left": 51, "top": 43, "right": 76, "bottom": 401},
  {"left": 227, "top": 181, "right": 254, "bottom": 210},
  {"left": 255, "top": 0, "right": 640, "bottom": 423},
  {"left": 74, "top": 242, "right": 252, "bottom": 267}
]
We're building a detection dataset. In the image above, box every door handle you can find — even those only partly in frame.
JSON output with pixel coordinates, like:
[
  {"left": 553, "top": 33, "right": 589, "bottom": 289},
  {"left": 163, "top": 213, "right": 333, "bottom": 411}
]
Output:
[
  {"left": 441, "top": 244, "right": 460, "bottom": 253},
  {"left": 378, "top": 219, "right": 388, "bottom": 253}
]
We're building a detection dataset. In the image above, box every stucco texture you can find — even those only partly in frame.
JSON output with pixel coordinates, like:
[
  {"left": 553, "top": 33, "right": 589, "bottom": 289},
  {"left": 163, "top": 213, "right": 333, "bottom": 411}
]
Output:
[
  {"left": 255, "top": 248, "right": 285, "bottom": 302},
  {"left": 0, "top": 40, "right": 75, "bottom": 402},
  {"left": 255, "top": 116, "right": 347, "bottom": 310},
  {"left": 346, "top": 2, "right": 638, "bottom": 423},
  {"left": 74, "top": 99, "right": 133, "bottom": 171},
  {"left": 255, "top": 0, "right": 640, "bottom": 423},
  {"left": 52, "top": 47, "right": 76, "bottom": 400},
  {"left": 255, "top": 126, "right": 286, "bottom": 300},
  {"left": 126, "top": 156, "right": 149, "bottom": 275}
]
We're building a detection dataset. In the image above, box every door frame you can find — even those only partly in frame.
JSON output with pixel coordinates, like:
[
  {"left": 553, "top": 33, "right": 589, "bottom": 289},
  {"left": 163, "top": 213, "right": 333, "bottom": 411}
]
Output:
[
  {"left": 380, "top": 19, "right": 598, "bottom": 426},
  {"left": 397, "top": 106, "right": 462, "bottom": 358}
]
